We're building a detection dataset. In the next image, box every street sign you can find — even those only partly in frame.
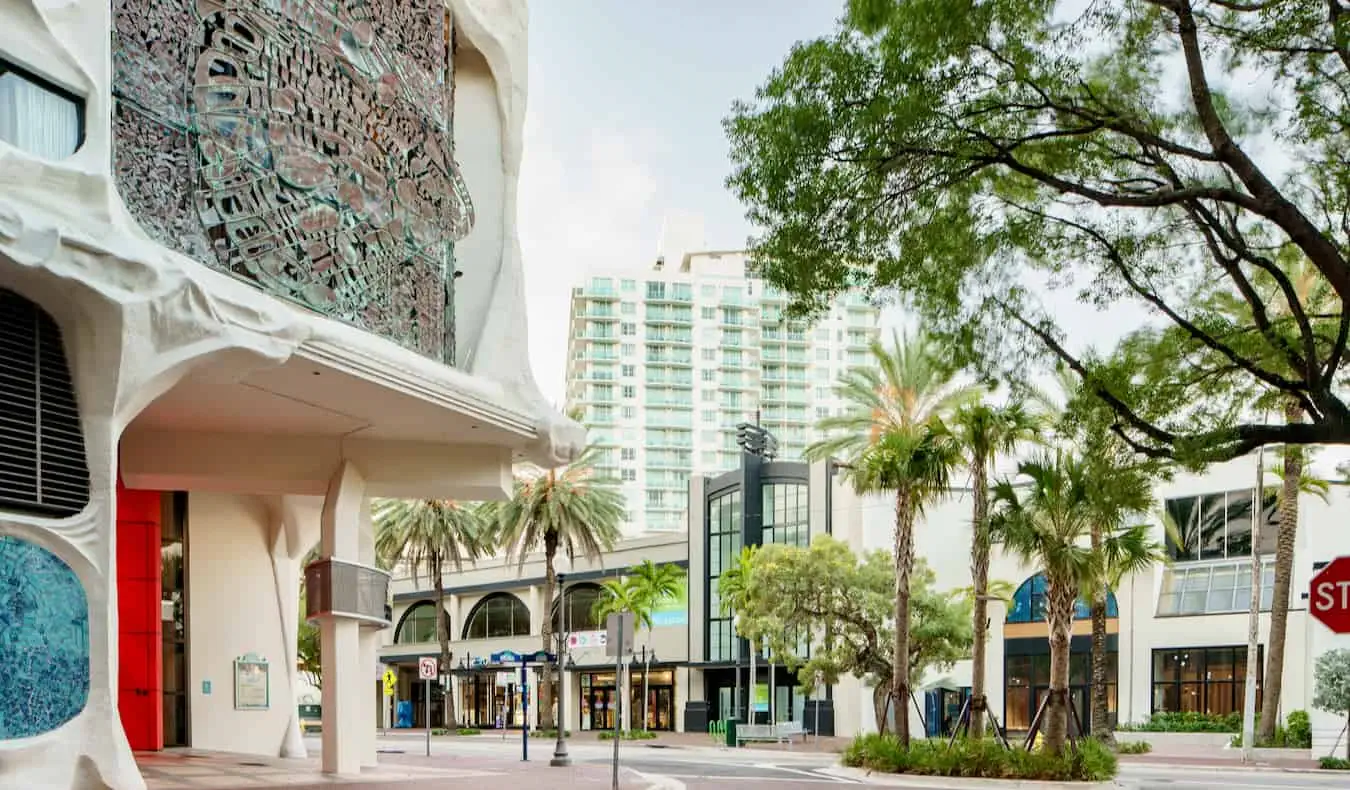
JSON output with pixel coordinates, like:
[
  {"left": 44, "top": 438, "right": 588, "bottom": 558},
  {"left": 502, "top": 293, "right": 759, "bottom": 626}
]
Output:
[
  {"left": 491, "top": 650, "right": 520, "bottom": 664},
  {"left": 382, "top": 669, "right": 397, "bottom": 696},
  {"left": 569, "top": 631, "right": 607, "bottom": 650},
  {"left": 418, "top": 656, "right": 438, "bottom": 680},
  {"left": 1311, "top": 556, "right": 1350, "bottom": 633},
  {"left": 605, "top": 611, "right": 635, "bottom": 657}
]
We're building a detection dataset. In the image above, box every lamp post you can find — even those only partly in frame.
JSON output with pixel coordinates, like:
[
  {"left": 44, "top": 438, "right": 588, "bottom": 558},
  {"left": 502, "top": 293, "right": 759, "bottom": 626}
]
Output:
[
  {"left": 551, "top": 573, "right": 572, "bottom": 767},
  {"left": 632, "top": 645, "right": 657, "bottom": 731}
]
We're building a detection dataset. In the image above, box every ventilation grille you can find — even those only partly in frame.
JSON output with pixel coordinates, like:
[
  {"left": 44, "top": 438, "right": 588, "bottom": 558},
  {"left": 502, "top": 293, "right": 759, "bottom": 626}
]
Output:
[{"left": 0, "top": 288, "right": 90, "bottom": 517}]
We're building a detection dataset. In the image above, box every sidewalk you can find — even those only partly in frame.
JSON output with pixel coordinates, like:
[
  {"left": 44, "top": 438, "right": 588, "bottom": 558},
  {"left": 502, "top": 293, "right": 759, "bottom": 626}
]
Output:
[
  {"left": 136, "top": 748, "right": 657, "bottom": 789},
  {"left": 381, "top": 727, "right": 851, "bottom": 753},
  {"left": 1117, "top": 752, "right": 1322, "bottom": 771}
]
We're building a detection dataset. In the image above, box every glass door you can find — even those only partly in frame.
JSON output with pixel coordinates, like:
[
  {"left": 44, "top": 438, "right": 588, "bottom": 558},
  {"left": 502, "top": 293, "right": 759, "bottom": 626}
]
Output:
[
  {"left": 161, "top": 492, "right": 188, "bottom": 747},
  {"left": 589, "top": 688, "right": 615, "bottom": 731}
]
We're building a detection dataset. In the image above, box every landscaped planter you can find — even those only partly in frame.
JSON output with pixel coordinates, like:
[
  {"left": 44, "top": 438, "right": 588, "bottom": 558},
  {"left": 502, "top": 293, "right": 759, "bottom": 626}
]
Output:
[{"left": 1111, "top": 731, "right": 1232, "bottom": 754}]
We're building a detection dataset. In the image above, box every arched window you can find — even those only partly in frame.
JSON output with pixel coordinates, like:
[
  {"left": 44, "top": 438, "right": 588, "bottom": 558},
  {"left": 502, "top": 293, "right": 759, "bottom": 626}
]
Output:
[
  {"left": 462, "top": 593, "right": 531, "bottom": 639},
  {"left": 552, "top": 583, "right": 605, "bottom": 633},
  {"left": 1005, "top": 573, "right": 1118, "bottom": 624},
  {"left": 394, "top": 601, "right": 447, "bottom": 645}
]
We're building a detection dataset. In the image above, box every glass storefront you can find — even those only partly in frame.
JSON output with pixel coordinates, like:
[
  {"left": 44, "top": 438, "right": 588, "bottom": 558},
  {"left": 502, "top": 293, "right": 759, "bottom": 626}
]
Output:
[
  {"left": 457, "top": 673, "right": 524, "bottom": 729},
  {"left": 579, "top": 670, "right": 677, "bottom": 731},
  {"left": 1151, "top": 646, "right": 1262, "bottom": 716},
  {"left": 1004, "top": 648, "right": 1116, "bottom": 733}
]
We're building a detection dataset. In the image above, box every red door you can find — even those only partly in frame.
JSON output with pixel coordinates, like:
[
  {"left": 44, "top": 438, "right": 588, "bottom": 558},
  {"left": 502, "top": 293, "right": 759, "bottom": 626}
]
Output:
[{"left": 116, "top": 480, "right": 163, "bottom": 751}]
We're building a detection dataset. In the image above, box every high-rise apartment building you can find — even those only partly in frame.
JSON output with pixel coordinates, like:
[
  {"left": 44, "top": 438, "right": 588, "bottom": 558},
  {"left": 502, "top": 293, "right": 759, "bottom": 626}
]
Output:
[{"left": 564, "top": 250, "right": 881, "bottom": 534}]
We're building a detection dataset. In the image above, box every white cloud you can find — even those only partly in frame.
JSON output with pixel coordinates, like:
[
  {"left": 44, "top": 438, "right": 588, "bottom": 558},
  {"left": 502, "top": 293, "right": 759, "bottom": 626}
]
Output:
[{"left": 517, "top": 121, "right": 666, "bottom": 405}]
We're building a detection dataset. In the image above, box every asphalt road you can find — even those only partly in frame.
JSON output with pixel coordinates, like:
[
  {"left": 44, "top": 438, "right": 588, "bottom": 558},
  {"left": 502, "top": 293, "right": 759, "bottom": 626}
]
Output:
[{"left": 321, "top": 735, "right": 1350, "bottom": 789}]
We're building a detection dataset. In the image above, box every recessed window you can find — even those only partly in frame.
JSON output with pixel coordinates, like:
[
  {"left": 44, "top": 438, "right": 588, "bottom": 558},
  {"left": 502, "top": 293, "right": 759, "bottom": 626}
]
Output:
[
  {"left": 1164, "top": 489, "right": 1277, "bottom": 562},
  {"left": 0, "top": 61, "right": 82, "bottom": 159}
]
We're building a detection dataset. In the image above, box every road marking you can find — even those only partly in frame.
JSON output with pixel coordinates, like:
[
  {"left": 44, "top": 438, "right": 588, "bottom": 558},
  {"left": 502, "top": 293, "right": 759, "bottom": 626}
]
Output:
[{"left": 751, "top": 764, "right": 861, "bottom": 783}]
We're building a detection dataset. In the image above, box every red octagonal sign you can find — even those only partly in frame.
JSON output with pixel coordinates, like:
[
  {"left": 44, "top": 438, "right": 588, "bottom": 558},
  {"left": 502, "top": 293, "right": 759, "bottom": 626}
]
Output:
[{"left": 1311, "top": 556, "right": 1350, "bottom": 634}]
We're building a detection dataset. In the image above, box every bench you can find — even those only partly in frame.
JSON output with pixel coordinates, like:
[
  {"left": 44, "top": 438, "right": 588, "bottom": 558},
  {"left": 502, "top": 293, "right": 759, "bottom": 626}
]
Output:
[{"left": 736, "top": 721, "right": 806, "bottom": 747}]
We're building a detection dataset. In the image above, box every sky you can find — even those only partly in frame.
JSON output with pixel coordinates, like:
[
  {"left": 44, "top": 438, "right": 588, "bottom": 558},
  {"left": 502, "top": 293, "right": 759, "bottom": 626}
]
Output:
[{"left": 516, "top": 0, "right": 845, "bottom": 404}]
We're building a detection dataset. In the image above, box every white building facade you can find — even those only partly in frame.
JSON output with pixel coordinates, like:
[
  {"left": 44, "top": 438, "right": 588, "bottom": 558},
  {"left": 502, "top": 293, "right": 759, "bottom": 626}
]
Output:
[
  {"left": 0, "top": 2, "right": 576, "bottom": 788},
  {"left": 564, "top": 250, "right": 880, "bottom": 534},
  {"left": 836, "top": 455, "right": 1350, "bottom": 755}
]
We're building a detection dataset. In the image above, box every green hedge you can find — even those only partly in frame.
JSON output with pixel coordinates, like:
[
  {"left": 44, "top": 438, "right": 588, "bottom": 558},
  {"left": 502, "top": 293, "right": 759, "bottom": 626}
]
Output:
[
  {"left": 1116, "top": 740, "right": 1152, "bottom": 754},
  {"left": 1118, "top": 712, "right": 1241, "bottom": 733},
  {"left": 598, "top": 729, "right": 659, "bottom": 741},
  {"left": 1226, "top": 711, "right": 1313, "bottom": 749},
  {"left": 841, "top": 735, "right": 1117, "bottom": 781},
  {"left": 1320, "top": 757, "right": 1350, "bottom": 770}
]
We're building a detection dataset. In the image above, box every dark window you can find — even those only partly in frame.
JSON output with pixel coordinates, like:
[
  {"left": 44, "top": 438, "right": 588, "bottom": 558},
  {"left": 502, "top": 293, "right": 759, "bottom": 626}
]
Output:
[
  {"left": 706, "top": 489, "right": 742, "bottom": 662},
  {"left": 0, "top": 288, "right": 90, "bottom": 517},
  {"left": 1164, "top": 490, "right": 1277, "bottom": 562},
  {"left": 1150, "top": 646, "right": 1263, "bottom": 716},
  {"left": 762, "top": 483, "right": 808, "bottom": 547},
  {"left": 462, "top": 593, "right": 530, "bottom": 639},
  {"left": 395, "top": 601, "right": 447, "bottom": 645},
  {"left": 553, "top": 583, "right": 605, "bottom": 633},
  {"left": 1006, "top": 574, "right": 1117, "bottom": 624},
  {"left": 0, "top": 60, "right": 84, "bottom": 159}
]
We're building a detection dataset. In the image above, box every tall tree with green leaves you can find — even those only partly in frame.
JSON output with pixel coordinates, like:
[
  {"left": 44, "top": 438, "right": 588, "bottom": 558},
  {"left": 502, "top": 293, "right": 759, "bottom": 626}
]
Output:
[
  {"left": 991, "top": 451, "right": 1163, "bottom": 754},
  {"left": 591, "top": 562, "right": 686, "bottom": 730},
  {"left": 732, "top": 537, "right": 972, "bottom": 736},
  {"left": 725, "top": 0, "right": 1350, "bottom": 463},
  {"left": 373, "top": 499, "right": 488, "bottom": 728},
  {"left": 491, "top": 445, "right": 625, "bottom": 728},
  {"left": 950, "top": 399, "right": 1043, "bottom": 737},
  {"left": 806, "top": 329, "right": 979, "bottom": 746}
]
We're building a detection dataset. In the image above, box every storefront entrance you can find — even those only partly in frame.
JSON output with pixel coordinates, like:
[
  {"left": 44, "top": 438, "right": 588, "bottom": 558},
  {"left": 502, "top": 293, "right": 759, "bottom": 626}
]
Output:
[
  {"left": 458, "top": 673, "right": 523, "bottom": 729},
  {"left": 629, "top": 670, "right": 675, "bottom": 731},
  {"left": 581, "top": 672, "right": 618, "bottom": 731}
]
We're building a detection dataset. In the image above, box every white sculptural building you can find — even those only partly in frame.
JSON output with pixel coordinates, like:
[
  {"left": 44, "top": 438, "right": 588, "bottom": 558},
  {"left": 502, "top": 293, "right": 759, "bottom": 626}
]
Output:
[{"left": 0, "top": 1, "right": 573, "bottom": 787}]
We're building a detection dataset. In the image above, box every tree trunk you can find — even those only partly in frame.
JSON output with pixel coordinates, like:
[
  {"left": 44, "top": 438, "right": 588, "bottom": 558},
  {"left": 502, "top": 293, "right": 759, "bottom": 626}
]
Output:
[
  {"left": 969, "top": 456, "right": 990, "bottom": 739},
  {"left": 1042, "top": 574, "right": 1076, "bottom": 756},
  {"left": 872, "top": 681, "right": 892, "bottom": 737},
  {"left": 1089, "top": 599, "right": 1112, "bottom": 745},
  {"left": 1088, "top": 521, "right": 1113, "bottom": 745},
  {"left": 434, "top": 558, "right": 458, "bottom": 730},
  {"left": 892, "top": 486, "right": 915, "bottom": 748},
  {"left": 1259, "top": 400, "right": 1302, "bottom": 741},
  {"left": 540, "top": 532, "right": 558, "bottom": 729}
]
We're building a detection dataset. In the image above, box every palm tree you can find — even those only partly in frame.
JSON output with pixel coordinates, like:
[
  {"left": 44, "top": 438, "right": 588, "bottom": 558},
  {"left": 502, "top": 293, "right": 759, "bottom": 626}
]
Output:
[
  {"left": 629, "top": 560, "right": 685, "bottom": 611},
  {"left": 807, "top": 329, "right": 979, "bottom": 747},
  {"left": 492, "top": 444, "right": 625, "bottom": 729},
  {"left": 373, "top": 499, "right": 488, "bottom": 729},
  {"left": 950, "top": 399, "right": 1043, "bottom": 737},
  {"left": 990, "top": 451, "right": 1162, "bottom": 755}
]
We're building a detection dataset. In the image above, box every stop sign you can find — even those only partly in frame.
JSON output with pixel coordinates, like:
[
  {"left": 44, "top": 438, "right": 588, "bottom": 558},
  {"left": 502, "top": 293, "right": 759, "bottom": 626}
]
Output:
[{"left": 1310, "top": 556, "right": 1350, "bottom": 633}]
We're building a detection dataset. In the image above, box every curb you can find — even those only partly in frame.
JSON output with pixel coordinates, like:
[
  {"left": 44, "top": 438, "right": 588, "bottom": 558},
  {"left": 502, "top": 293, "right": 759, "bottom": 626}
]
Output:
[
  {"left": 1119, "top": 760, "right": 1328, "bottom": 775},
  {"left": 820, "top": 766, "right": 1124, "bottom": 788}
]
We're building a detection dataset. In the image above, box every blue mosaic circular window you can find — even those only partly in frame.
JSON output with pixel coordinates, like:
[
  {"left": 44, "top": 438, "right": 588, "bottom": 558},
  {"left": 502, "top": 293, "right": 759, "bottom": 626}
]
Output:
[{"left": 0, "top": 535, "right": 90, "bottom": 739}]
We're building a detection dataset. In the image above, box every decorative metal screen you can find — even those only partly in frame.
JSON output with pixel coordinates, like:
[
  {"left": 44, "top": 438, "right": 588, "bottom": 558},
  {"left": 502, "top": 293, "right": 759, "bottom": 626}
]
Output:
[
  {"left": 0, "top": 288, "right": 90, "bottom": 518},
  {"left": 305, "top": 557, "right": 391, "bottom": 628},
  {"left": 110, "top": 0, "right": 472, "bottom": 363}
]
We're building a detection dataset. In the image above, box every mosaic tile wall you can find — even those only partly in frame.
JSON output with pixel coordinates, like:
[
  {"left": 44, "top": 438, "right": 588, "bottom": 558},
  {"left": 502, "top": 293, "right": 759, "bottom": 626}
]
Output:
[
  {"left": 111, "top": 0, "right": 472, "bottom": 363},
  {"left": 0, "top": 536, "right": 90, "bottom": 739}
]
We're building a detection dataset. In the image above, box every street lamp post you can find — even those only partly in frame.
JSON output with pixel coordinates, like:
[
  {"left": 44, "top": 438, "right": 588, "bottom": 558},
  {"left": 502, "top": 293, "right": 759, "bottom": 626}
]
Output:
[
  {"left": 632, "top": 645, "right": 657, "bottom": 730},
  {"left": 551, "top": 573, "right": 572, "bottom": 767}
]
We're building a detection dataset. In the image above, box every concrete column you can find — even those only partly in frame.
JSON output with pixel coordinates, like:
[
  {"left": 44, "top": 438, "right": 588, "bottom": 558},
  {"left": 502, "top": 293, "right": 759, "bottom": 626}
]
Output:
[
  {"left": 527, "top": 584, "right": 541, "bottom": 634},
  {"left": 357, "top": 498, "right": 379, "bottom": 768},
  {"left": 320, "top": 461, "right": 365, "bottom": 775}
]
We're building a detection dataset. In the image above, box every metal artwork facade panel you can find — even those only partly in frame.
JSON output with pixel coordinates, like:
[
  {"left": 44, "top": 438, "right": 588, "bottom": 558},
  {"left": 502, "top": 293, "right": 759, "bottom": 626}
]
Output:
[{"left": 111, "top": 0, "right": 472, "bottom": 362}]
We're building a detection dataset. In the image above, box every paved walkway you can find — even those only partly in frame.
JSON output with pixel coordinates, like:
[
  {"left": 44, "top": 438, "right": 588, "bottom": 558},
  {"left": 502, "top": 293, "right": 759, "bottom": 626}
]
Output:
[{"left": 135, "top": 749, "right": 656, "bottom": 789}]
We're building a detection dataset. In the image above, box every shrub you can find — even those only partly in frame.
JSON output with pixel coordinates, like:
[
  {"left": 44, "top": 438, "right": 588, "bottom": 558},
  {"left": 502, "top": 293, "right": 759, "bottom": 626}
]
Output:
[
  {"left": 1116, "top": 740, "right": 1152, "bottom": 754},
  {"left": 431, "top": 728, "right": 448, "bottom": 736},
  {"left": 536, "top": 729, "right": 572, "bottom": 739},
  {"left": 841, "top": 735, "right": 1117, "bottom": 781},
  {"left": 456, "top": 727, "right": 481, "bottom": 736},
  {"left": 1286, "top": 711, "right": 1312, "bottom": 748},
  {"left": 1224, "top": 711, "right": 1313, "bottom": 749},
  {"left": 1319, "top": 757, "right": 1350, "bottom": 770},
  {"left": 598, "top": 729, "right": 658, "bottom": 741},
  {"left": 1118, "top": 712, "right": 1241, "bottom": 732}
]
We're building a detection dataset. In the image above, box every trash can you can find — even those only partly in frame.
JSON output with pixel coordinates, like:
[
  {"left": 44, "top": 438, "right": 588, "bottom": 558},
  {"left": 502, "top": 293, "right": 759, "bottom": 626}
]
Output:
[{"left": 724, "top": 718, "right": 737, "bottom": 748}]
